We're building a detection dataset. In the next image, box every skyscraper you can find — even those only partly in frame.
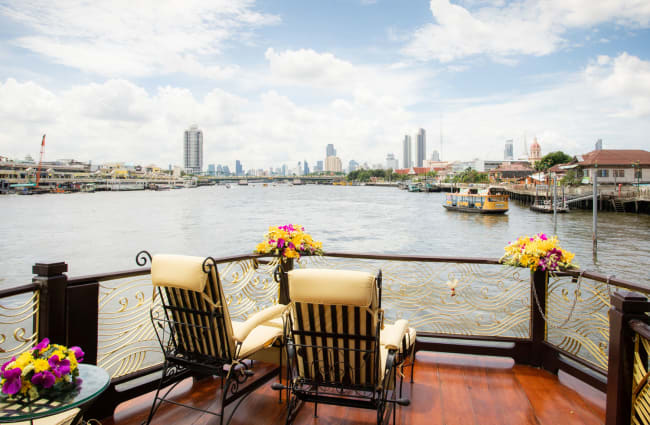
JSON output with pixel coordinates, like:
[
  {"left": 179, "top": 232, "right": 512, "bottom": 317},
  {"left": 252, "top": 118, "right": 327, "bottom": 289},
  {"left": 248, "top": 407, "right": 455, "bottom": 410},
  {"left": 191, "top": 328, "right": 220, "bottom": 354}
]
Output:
[
  {"left": 235, "top": 160, "right": 243, "bottom": 176},
  {"left": 349, "top": 160, "right": 359, "bottom": 172},
  {"left": 315, "top": 160, "right": 323, "bottom": 172},
  {"left": 595, "top": 139, "right": 603, "bottom": 151},
  {"left": 304, "top": 160, "right": 310, "bottom": 175},
  {"left": 183, "top": 124, "right": 203, "bottom": 174},
  {"left": 416, "top": 128, "right": 426, "bottom": 167},
  {"left": 402, "top": 135, "right": 412, "bottom": 169},
  {"left": 386, "top": 153, "right": 398, "bottom": 170},
  {"left": 207, "top": 164, "right": 215, "bottom": 176},
  {"left": 325, "top": 156, "right": 342, "bottom": 172},
  {"left": 326, "top": 144, "right": 336, "bottom": 157},
  {"left": 431, "top": 150, "right": 440, "bottom": 162},
  {"left": 504, "top": 140, "right": 514, "bottom": 160}
]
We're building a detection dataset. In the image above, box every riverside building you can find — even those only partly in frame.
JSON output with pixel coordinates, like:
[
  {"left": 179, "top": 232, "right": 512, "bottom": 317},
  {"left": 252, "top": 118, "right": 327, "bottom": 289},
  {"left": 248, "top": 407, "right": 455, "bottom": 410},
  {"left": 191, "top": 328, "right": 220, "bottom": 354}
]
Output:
[
  {"left": 183, "top": 124, "right": 203, "bottom": 174},
  {"left": 416, "top": 128, "right": 426, "bottom": 167}
]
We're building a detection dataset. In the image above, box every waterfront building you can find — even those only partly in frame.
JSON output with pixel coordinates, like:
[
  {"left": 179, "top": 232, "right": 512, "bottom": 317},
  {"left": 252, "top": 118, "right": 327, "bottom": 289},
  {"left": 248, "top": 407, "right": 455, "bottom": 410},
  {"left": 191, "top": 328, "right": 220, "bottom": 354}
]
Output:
[
  {"left": 574, "top": 149, "right": 650, "bottom": 184},
  {"left": 529, "top": 138, "right": 542, "bottom": 163},
  {"left": 207, "top": 164, "right": 215, "bottom": 176},
  {"left": 402, "top": 135, "right": 412, "bottom": 169},
  {"left": 431, "top": 150, "right": 440, "bottom": 162},
  {"left": 489, "top": 162, "right": 535, "bottom": 183},
  {"left": 183, "top": 124, "right": 203, "bottom": 174},
  {"left": 223, "top": 165, "right": 231, "bottom": 175},
  {"left": 315, "top": 160, "right": 323, "bottom": 172},
  {"left": 235, "top": 160, "right": 243, "bottom": 176},
  {"left": 416, "top": 128, "right": 426, "bottom": 167},
  {"left": 504, "top": 140, "right": 514, "bottom": 160},
  {"left": 282, "top": 164, "right": 287, "bottom": 176},
  {"left": 326, "top": 144, "right": 336, "bottom": 158},
  {"left": 386, "top": 153, "right": 398, "bottom": 170},
  {"left": 304, "top": 161, "right": 310, "bottom": 175},
  {"left": 595, "top": 139, "right": 603, "bottom": 151},
  {"left": 349, "top": 160, "right": 359, "bottom": 172},
  {"left": 325, "top": 156, "right": 342, "bottom": 172}
]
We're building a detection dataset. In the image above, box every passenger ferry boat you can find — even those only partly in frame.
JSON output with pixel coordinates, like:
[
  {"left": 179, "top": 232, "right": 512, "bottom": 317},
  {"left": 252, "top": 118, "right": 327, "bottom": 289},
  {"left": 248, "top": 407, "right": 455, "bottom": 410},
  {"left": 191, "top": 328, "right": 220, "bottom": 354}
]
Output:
[{"left": 443, "top": 188, "right": 509, "bottom": 214}]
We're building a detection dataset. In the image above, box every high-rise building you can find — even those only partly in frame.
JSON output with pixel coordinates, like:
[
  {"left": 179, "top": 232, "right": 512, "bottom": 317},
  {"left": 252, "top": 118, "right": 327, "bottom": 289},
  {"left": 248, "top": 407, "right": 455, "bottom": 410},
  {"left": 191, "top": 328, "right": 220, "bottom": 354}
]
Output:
[
  {"left": 402, "top": 135, "right": 412, "bottom": 169},
  {"left": 183, "top": 124, "right": 203, "bottom": 174},
  {"left": 282, "top": 164, "right": 287, "bottom": 176},
  {"left": 504, "top": 140, "right": 514, "bottom": 160},
  {"left": 416, "top": 128, "right": 426, "bottom": 167},
  {"left": 349, "top": 160, "right": 359, "bottom": 172},
  {"left": 325, "top": 156, "right": 342, "bottom": 172},
  {"left": 207, "top": 164, "right": 215, "bottom": 176},
  {"left": 431, "top": 150, "right": 440, "bottom": 162},
  {"left": 326, "top": 144, "right": 336, "bottom": 158},
  {"left": 315, "top": 160, "right": 323, "bottom": 172},
  {"left": 223, "top": 165, "right": 230, "bottom": 175},
  {"left": 595, "top": 139, "right": 603, "bottom": 151},
  {"left": 235, "top": 160, "right": 243, "bottom": 176},
  {"left": 304, "top": 160, "right": 310, "bottom": 175},
  {"left": 386, "top": 153, "right": 398, "bottom": 170}
]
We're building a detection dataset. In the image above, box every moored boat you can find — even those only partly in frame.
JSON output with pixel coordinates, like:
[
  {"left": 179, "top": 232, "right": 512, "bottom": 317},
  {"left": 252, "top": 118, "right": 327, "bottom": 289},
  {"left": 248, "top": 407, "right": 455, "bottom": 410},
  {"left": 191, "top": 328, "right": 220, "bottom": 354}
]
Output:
[{"left": 443, "top": 188, "right": 509, "bottom": 214}]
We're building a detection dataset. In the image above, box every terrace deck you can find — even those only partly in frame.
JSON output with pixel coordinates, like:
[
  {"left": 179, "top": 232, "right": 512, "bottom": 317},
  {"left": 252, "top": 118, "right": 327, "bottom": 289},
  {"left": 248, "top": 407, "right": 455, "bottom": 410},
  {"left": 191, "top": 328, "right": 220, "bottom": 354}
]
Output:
[{"left": 99, "top": 352, "right": 605, "bottom": 425}]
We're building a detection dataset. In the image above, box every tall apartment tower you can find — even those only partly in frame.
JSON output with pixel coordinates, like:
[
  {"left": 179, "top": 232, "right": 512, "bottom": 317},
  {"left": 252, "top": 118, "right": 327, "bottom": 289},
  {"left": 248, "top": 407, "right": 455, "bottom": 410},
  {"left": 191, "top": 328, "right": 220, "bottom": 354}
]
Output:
[
  {"left": 504, "top": 139, "right": 514, "bottom": 160},
  {"left": 595, "top": 139, "right": 603, "bottom": 151},
  {"left": 415, "top": 128, "right": 426, "bottom": 167},
  {"left": 326, "top": 144, "right": 336, "bottom": 157},
  {"left": 183, "top": 124, "right": 203, "bottom": 174},
  {"left": 402, "top": 135, "right": 412, "bottom": 169},
  {"left": 235, "top": 160, "right": 243, "bottom": 176}
]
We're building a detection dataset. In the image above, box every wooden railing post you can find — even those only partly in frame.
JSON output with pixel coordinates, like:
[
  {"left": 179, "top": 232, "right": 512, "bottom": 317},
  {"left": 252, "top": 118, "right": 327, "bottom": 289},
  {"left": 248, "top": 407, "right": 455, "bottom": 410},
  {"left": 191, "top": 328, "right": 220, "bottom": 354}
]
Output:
[
  {"left": 606, "top": 291, "right": 650, "bottom": 425},
  {"left": 66, "top": 281, "right": 99, "bottom": 365},
  {"left": 530, "top": 269, "right": 548, "bottom": 367},
  {"left": 277, "top": 258, "right": 294, "bottom": 305},
  {"left": 33, "top": 262, "right": 68, "bottom": 345}
]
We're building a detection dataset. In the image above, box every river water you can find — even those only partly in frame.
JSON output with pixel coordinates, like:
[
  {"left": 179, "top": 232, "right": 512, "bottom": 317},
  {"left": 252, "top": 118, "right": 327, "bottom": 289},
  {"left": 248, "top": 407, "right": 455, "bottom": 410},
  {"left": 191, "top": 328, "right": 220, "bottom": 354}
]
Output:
[{"left": 1, "top": 184, "right": 649, "bottom": 288}]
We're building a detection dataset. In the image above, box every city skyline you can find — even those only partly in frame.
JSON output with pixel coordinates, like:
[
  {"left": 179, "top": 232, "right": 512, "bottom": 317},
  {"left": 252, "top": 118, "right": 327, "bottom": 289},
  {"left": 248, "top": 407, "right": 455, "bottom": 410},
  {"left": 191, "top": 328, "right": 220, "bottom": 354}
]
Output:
[{"left": 1, "top": 1, "right": 649, "bottom": 167}]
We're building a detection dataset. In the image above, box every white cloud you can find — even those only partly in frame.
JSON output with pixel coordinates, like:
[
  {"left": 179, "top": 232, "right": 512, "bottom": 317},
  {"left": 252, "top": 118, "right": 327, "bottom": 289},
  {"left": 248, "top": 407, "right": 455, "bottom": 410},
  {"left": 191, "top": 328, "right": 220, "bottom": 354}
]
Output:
[
  {"left": 403, "top": 0, "right": 650, "bottom": 63},
  {"left": 0, "top": 0, "right": 279, "bottom": 78}
]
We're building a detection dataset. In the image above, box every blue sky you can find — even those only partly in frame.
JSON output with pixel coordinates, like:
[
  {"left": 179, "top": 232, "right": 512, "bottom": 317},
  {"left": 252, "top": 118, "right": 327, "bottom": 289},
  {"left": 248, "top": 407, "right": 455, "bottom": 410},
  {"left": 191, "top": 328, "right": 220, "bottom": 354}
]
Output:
[{"left": 1, "top": 0, "right": 649, "bottom": 171}]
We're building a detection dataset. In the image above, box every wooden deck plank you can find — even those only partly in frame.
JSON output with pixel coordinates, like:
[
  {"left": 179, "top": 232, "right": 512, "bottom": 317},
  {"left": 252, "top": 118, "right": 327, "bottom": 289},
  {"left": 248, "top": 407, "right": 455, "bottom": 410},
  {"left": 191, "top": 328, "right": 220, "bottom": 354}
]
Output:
[{"left": 97, "top": 353, "right": 606, "bottom": 425}]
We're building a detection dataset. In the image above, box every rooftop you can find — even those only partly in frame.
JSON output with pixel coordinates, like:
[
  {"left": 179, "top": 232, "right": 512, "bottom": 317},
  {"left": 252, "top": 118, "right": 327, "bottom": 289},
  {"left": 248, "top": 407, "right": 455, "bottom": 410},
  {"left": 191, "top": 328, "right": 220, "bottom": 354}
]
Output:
[{"left": 578, "top": 149, "right": 650, "bottom": 166}]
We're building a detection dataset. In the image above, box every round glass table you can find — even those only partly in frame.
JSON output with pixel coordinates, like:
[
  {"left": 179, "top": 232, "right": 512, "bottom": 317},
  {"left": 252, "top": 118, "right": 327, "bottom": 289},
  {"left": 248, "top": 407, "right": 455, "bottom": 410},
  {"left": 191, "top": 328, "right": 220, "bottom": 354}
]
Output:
[{"left": 0, "top": 364, "right": 110, "bottom": 423}]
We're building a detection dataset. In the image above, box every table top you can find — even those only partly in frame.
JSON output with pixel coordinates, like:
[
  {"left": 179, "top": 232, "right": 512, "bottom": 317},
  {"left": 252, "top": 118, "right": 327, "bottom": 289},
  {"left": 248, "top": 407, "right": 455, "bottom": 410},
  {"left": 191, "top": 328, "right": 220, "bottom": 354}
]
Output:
[{"left": 0, "top": 364, "right": 110, "bottom": 423}]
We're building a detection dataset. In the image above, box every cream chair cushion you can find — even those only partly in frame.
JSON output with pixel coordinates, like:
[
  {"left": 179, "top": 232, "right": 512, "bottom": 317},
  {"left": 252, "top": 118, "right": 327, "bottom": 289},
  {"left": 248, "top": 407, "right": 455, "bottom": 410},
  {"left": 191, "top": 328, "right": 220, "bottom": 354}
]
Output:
[
  {"left": 237, "top": 324, "right": 283, "bottom": 359},
  {"left": 381, "top": 323, "right": 416, "bottom": 354},
  {"left": 151, "top": 255, "right": 208, "bottom": 292},
  {"left": 231, "top": 304, "right": 287, "bottom": 343},
  {"left": 288, "top": 269, "right": 376, "bottom": 307},
  {"left": 380, "top": 319, "right": 408, "bottom": 351}
]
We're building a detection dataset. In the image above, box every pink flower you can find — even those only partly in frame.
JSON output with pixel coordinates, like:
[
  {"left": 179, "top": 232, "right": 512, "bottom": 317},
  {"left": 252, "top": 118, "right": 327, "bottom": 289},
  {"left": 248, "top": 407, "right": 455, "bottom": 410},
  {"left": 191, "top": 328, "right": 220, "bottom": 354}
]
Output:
[
  {"left": 1, "top": 357, "right": 16, "bottom": 374},
  {"left": 34, "top": 338, "right": 50, "bottom": 352},
  {"left": 277, "top": 239, "right": 285, "bottom": 249},
  {"left": 539, "top": 233, "right": 548, "bottom": 240},
  {"left": 48, "top": 355, "right": 71, "bottom": 377},
  {"left": 31, "top": 371, "right": 56, "bottom": 389},
  {"left": 2, "top": 368, "right": 22, "bottom": 395},
  {"left": 69, "top": 346, "right": 84, "bottom": 363}
]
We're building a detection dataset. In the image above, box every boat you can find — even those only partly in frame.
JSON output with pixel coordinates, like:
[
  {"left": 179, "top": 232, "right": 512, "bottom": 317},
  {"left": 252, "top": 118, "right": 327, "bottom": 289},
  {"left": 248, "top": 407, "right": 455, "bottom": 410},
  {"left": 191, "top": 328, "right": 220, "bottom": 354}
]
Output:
[
  {"left": 408, "top": 182, "right": 423, "bottom": 192},
  {"left": 225, "top": 183, "right": 231, "bottom": 188},
  {"left": 424, "top": 182, "right": 441, "bottom": 192},
  {"left": 443, "top": 188, "right": 509, "bottom": 214},
  {"left": 238, "top": 179, "right": 248, "bottom": 186},
  {"left": 530, "top": 200, "right": 569, "bottom": 213},
  {"left": 292, "top": 179, "right": 303, "bottom": 185}
]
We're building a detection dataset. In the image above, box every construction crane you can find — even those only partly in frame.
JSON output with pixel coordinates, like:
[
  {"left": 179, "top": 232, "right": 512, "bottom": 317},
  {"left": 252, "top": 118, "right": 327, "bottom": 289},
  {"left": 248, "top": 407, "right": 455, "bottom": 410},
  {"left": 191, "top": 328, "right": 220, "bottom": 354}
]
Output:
[{"left": 35, "top": 134, "right": 45, "bottom": 187}]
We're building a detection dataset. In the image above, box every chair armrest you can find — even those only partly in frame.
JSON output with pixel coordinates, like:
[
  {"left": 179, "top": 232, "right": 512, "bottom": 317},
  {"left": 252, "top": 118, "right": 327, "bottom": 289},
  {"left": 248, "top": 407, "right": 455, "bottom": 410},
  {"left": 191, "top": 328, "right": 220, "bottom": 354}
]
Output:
[
  {"left": 382, "top": 319, "right": 408, "bottom": 350},
  {"left": 232, "top": 304, "right": 287, "bottom": 343}
]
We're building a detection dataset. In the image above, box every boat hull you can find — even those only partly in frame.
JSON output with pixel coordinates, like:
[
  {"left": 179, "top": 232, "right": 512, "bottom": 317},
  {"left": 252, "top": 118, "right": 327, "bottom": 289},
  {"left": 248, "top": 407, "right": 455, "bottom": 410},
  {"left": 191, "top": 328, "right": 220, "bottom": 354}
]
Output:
[
  {"left": 443, "top": 205, "right": 508, "bottom": 214},
  {"left": 530, "top": 205, "right": 569, "bottom": 213}
]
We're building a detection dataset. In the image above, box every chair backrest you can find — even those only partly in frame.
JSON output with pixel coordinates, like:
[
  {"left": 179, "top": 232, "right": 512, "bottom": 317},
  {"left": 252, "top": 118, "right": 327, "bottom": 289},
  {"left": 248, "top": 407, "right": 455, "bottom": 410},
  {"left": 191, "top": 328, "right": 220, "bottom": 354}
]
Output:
[
  {"left": 288, "top": 268, "right": 380, "bottom": 389},
  {"left": 151, "top": 255, "right": 235, "bottom": 362}
]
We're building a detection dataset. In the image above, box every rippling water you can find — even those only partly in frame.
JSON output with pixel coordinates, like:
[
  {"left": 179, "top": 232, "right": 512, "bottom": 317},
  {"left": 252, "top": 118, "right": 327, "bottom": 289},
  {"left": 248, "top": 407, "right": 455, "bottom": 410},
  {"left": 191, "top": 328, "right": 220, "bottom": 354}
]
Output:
[{"left": 1, "top": 185, "right": 648, "bottom": 288}]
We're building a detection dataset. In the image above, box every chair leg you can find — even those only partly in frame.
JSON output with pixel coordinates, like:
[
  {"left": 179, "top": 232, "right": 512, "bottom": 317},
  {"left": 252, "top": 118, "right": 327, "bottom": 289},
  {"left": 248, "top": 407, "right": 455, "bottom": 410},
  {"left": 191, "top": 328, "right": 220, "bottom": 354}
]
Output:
[
  {"left": 409, "top": 349, "right": 416, "bottom": 383},
  {"left": 145, "top": 361, "right": 171, "bottom": 425}
]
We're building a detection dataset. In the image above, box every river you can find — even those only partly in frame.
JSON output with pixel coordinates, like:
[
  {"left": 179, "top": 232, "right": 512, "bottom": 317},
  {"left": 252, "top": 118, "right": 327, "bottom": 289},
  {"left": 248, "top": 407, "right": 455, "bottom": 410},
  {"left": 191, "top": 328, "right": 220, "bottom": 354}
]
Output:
[{"left": 1, "top": 184, "right": 649, "bottom": 288}]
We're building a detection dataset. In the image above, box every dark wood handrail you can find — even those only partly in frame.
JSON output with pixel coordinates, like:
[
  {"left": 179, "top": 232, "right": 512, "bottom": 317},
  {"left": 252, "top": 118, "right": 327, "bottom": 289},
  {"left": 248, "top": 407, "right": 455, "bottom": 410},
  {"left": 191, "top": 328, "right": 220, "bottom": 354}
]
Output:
[
  {"left": 555, "top": 269, "right": 650, "bottom": 295},
  {"left": 630, "top": 319, "right": 650, "bottom": 341},
  {"left": 0, "top": 283, "right": 39, "bottom": 297}
]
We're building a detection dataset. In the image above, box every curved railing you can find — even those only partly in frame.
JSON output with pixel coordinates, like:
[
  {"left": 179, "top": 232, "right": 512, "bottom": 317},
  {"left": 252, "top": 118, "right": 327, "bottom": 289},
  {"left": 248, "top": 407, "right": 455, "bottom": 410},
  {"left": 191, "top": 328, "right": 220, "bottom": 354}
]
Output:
[{"left": 0, "top": 252, "right": 648, "bottom": 423}]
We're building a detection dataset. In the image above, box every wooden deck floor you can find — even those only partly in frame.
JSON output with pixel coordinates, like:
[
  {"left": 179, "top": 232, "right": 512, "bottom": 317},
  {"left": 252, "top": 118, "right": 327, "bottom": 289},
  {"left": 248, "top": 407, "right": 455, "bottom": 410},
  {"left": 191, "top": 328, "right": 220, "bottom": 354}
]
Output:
[{"left": 99, "top": 352, "right": 606, "bottom": 425}]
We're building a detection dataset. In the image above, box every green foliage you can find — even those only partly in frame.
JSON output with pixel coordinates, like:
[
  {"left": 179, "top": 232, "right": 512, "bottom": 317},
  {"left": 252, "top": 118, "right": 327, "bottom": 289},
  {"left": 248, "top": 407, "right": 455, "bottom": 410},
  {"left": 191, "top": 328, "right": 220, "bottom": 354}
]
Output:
[
  {"left": 560, "top": 169, "right": 582, "bottom": 186},
  {"left": 346, "top": 169, "right": 408, "bottom": 182},
  {"left": 534, "top": 151, "right": 573, "bottom": 171},
  {"left": 449, "top": 168, "right": 489, "bottom": 183}
]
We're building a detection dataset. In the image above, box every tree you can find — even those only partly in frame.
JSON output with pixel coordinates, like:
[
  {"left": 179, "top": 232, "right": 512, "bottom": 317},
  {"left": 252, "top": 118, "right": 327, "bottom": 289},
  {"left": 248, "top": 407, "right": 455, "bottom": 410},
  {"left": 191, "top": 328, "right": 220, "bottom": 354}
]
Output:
[{"left": 534, "top": 151, "right": 573, "bottom": 171}]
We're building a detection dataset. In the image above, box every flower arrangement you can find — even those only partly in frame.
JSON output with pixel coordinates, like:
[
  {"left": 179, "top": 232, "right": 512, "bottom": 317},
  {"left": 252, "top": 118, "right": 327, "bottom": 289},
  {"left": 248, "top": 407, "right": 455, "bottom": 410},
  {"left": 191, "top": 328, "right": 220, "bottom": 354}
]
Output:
[
  {"left": 501, "top": 233, "right": 577, "bottom": 272},
  {"left": 254, "top": 224, "right": 323, "bottom": 259},
  {"left": 0, "top": 339, "right": 84, "bottom": 399}
]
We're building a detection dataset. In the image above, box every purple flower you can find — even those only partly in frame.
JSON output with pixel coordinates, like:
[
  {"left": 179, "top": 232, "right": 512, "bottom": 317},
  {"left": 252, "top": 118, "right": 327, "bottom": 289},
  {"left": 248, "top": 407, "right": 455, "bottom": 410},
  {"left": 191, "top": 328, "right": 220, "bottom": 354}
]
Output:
[
  {"left": 69, "top": 346, "right": 84, "bottom": 363},
  {"left": 287, "top": 242, "right": 295, "bottom": 250},
  {"left": 2, "top": 368, "right": 22, "bottom": 395},
  {"left": 34, "top": 338, "right": 50, "bottom": 352},
  {"left": 31, "top": 371, "right": 56, "bottom": 389},
  {"left": 1, "top": 357, "right": 16, "bottom": 375},
  {"left": 530, "top": 237, "right": 535, "bottom": 241},
  {"left": 277, "top": 238, "right": 285, "bottom": 249},
  {"left": 48, "top": 355, "right": 71, "bottom": 378},
  {"left": 539, "top": 233, "right": 548, "bottom": 241}
]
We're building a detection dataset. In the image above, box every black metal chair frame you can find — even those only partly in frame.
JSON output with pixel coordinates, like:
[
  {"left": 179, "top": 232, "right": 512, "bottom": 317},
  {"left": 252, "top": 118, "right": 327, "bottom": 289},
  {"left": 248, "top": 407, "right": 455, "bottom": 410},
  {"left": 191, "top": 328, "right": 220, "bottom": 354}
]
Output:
[
  {"left": 274, "top": 269, "right": 409, "bottom": 425},
  {"left": 136, "top": 251, "right": 282, "bottom": 425}
]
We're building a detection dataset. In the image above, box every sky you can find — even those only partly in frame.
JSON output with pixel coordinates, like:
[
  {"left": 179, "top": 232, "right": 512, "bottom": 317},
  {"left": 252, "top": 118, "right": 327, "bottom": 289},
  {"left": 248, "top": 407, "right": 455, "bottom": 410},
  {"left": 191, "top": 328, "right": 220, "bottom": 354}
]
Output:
[{"left": 1, "top": 0, "right": 650, "bottom": 170}]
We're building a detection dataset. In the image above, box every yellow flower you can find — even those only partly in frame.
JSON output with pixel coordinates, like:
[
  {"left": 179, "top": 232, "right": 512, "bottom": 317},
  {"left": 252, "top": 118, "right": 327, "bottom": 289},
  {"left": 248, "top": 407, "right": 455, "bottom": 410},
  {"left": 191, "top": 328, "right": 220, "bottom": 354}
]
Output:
[
  {"left": 14, "top": 352, "right": 34, "bottom": 369},
  {"left": 50, "top": 350, "right": 65, "bottom": 362},
  {"left": 19, "top": 381, "right": 31, "bottom": 395},
  {"left": 33, "top": 358, "right": 49, "bottom": 373}
]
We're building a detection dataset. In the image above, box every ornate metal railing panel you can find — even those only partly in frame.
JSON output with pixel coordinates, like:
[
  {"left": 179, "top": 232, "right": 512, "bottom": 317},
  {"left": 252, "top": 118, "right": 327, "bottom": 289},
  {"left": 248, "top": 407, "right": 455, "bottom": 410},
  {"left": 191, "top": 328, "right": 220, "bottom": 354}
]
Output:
[
  {"left": 545, "top": 273, "right": 618, "bottom": 371},
  {"left": 632, "top": 331, "right": 650, "bottom": 425},
  {"left": 296, "top": 256, "right": 531, "bottom": 338},
  {"left": 0, "top": 290, "right": 39, "bottom": 364},
  {"left": 97, "top": 276, "right": 162, "bottom": 379},
  {"left": 219, "top": 257, "right": 281, "bottom": 321}
]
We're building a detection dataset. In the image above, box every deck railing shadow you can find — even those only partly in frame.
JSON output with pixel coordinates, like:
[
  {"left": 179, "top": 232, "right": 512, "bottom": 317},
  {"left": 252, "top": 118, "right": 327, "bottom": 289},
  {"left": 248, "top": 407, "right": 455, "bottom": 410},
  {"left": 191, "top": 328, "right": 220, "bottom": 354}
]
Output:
[{"left": 0, "top": 252, "right": 648, "bottom": 424}]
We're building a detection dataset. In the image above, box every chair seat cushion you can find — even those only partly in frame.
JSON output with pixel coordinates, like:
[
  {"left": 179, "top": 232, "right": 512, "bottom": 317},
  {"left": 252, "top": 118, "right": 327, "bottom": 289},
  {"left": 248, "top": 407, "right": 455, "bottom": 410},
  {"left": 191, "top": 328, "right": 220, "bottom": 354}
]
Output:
[
  {"left": 234, "top": 323, "right": 283, "bottom": 359},
  {"left": 381, "top": 324, "right": 416, "bottom": 353}
]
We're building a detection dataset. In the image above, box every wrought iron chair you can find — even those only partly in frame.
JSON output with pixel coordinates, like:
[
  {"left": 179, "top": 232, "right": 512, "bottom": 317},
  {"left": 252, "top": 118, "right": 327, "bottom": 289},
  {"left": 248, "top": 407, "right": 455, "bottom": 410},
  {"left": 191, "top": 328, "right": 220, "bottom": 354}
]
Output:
[
  {"left": 273, "top": 268, "right": 410, "bottom": 424},
  {"left": 138, "top": 252, "right": 286, "bottom": 425}
]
